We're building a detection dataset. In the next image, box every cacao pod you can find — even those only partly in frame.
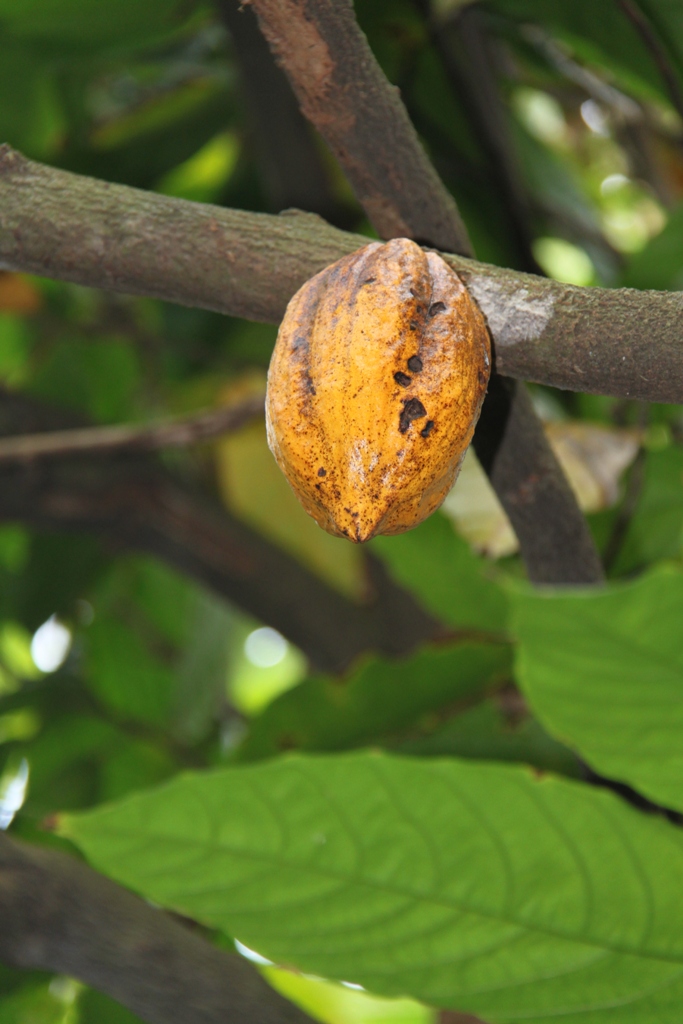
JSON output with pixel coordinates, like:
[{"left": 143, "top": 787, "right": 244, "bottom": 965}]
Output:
[{"left": 266, "top": 237, "right": 491, "bottom": 543}]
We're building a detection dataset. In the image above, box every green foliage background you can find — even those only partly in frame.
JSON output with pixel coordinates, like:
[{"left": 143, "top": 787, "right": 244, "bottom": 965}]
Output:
[{"left": 2, "top": 1, "right": 683, "bottom": 1022}]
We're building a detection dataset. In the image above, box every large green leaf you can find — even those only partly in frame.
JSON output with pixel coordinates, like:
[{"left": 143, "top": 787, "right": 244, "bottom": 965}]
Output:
[
  {"left": 236, "top": 641, "right": 511, "bottom": 761},
  {"left": 62, "top": 752, "right": 683, "bottom": 1022},
  {"left": 512, "top": 567, "right": 683, "bottom": 811},
  {"left": 371, "top": 514, "right": 508, "bottom": 634}
]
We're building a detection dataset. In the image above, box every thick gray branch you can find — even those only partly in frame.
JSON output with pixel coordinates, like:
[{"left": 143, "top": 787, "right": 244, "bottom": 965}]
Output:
[
  {"left": 0, "top": 145, "right": 681, "bottom": 404},
  {"left": 0, "top": 831, "right": 313, "bottom": 1024}
]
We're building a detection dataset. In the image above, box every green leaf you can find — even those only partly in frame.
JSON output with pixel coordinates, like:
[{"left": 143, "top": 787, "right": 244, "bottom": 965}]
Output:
[
  {"left": 0, "top": 983, "right": 70, "bottom": 1024},
  {"left": 491, "top": 0, "right": 667, "bottom": 99},
  {"left": 610, "top": 446, "right": 683, "bottom": 574},
  {"left": 236, "top": 641, "right": 511, "bottom": 761},
  {"left": 371, "top": 514, "right": 508, "bottom": 634},
  {"left": 0, "top": 0, "right": 193, "bottom": 49},
  {"left": 62, "top": 751, "right": 683, "bottom": 1022},
  {"left": 78, "top": 988, "right": 144, "bottom": 1023},
  {"left": 394, "top": 697, "right": 581, "bottom": 777},
  {"left": 263, "top": 965, "right": 433, "bottom": 1024},
  {"left": 512, "top": 567, "right": 683, "bottom": 811},
  {"left": 85, "top": 619, "right": 174, "bottom": 726},
  {"left": 28, "top": 338, "right": 141, "bottom": 424},
  {"left": 622, "top": 202, "right": 683, "bottom": 290}
]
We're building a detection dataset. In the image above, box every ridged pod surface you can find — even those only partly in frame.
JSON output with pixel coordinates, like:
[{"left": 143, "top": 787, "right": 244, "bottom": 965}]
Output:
[{"left": 266, "top": 238, "right": 491, "bottom": 542}]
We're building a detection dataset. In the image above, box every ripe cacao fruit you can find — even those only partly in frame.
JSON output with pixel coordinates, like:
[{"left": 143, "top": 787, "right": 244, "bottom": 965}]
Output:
[{"left": 266, "top": 237, "right": 491, "bottom": 543}]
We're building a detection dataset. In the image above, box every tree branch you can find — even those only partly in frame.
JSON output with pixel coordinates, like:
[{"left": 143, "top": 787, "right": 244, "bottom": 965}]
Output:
[
  {"left": 0, "top": 145, "right": 681, "bottom": 404},
  {"left": 0, "top": 831, "right": 313, "bottom": 1024},
  {"left": 0, "top": 390, "right": 439, "bottom": 672},
  {"left": 0, "top": 396, "right": 264, "bottom": 463},
  {"left": 246, "top": 0, "right": 602, "bottom": 585},
  {"left": 245, "top": 0, "right": 472, "bottom": 253},
  {"left": 217, "top": 0, "right": 340, "bottom": 220}
]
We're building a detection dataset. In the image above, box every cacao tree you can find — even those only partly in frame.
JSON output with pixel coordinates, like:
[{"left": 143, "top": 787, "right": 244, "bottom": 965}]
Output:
[{"left": 1, "top": 2, "right": 683, "bottom": 1023}]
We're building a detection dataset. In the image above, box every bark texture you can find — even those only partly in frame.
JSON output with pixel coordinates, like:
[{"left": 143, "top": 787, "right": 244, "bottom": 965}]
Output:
[
  {"left": 0, "top": 449, "right": 439, "bottom": 672},
  {"left": 0, "top": 145, "right": 681, "bottom": 404},
  {"left": 0, "top": 832, "right": 313, "bottom": 1024},
  {"left": 248, "top": 0, "right": 471, "bottom": 253}
]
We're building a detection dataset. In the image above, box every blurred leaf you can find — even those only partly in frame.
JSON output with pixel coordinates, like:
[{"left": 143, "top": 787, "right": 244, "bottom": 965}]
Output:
[
  {"left": 99, "top": 739, "right": 176, "bottom": 802},
  {"left": 512, "top": 122, "right": 602, "bottom": 238},
  {"left": 263, "top": 966, "right": 433, "bottom": 1024},
  {"left": 116, "top": 558, "right": 197, "bottom": 648},
  {"left": 0, "top": 983, "right": 71, "bottom": 1024},
  {"left": 78, "top": 988, "right": 144, "bottom": 1023},
  {"left": 157, "top": 130, "right": 239, "bottom": 204},
  {"left": 28, "top": 338, "right": 141, "bottom": 423},
  {"left": 0, "top": 314, "right": 33, "bottom": 388},
  {"left": 0, "top": 526, "right": 30, "bottom": 574},
  {"left": 0, "top": 621, "right": 41, "bottom": 680},
  {"left": 371, "top": 513, "right": 509, "bottom": 633},
  {"left": 171, "top": 589, "right": 232, "bottom": 743},
  {"left": 492, "top": 0, "right": 667, "bottom": 99},
  {"left": 394, "top": 696, "right": 581, "bottom": 776},
  {"left": 0, "top": 42, "right": 66, "bottom": 159},
  {"left": 611, "top": 444, "right": 683, "bottom": 574},
  {"left": 235, "top": 640, "right": 511, "bottom": 761},
  {"left": 513, "top": 566, "right": 683, "bottom": 811},
  {"left": 230, "top": 621, "right": 307, "bottom": 718},
  {"left": 85, "top": 618, "right": 174, "bottom": 726},
  {"left": 622, "top": 201, "right": 683, "bottom": 290},
  {"left": 63, "top": 752, "right": 683, "bottom": 1021},
  {"left": 92, "top": 80, "right": 225, "bottom": 151},
  {"left": 0, "top": 0, "right": 196, "bottom": 49},
  {"left": 215, "top": 378, "right": 364, "bottom": 599},
  {"left": 3, "top": 534, "right": 108, "bottom": 632}
]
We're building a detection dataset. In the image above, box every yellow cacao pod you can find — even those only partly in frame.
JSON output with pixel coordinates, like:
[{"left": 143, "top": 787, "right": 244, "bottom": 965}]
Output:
[{"left": 266, "top": 237, "right": 491, "bottom": 542}]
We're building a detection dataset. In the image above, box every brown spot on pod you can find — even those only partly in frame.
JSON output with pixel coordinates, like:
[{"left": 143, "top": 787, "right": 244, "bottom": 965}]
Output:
[{"left": 265, "top": 238, "right": 491, "bottom": 542}]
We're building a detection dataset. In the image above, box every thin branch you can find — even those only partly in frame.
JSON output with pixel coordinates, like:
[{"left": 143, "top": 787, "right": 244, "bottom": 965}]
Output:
[
  {"left": 0, "top": 395, "right": 264, "bottom": 463},
  {"left": 0, "top": 145, "right": 682, "bottom": 405},
  {"left": 0, "top": 391, "right": 440, "bottom": 672},
  {"left": 247, "top": 0, "right": 602, "bottom": 584},
  {"left": 0, "top": 831, "right": 313, "bottom": 1024}
]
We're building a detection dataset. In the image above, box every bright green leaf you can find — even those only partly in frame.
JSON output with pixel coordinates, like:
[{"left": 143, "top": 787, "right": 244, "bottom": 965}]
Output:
[
  {"left": 0, "top": 983, "right": 71, "bottom": 1024},
  {"left": 263, "top": 965, "right": 433, "bottom": 1024},
  {"left": 62, "top": 751, "right": 683, "bottom": 1022},
  {"left": 513, "top": 567, "right": 683, "bottom": 811}
]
